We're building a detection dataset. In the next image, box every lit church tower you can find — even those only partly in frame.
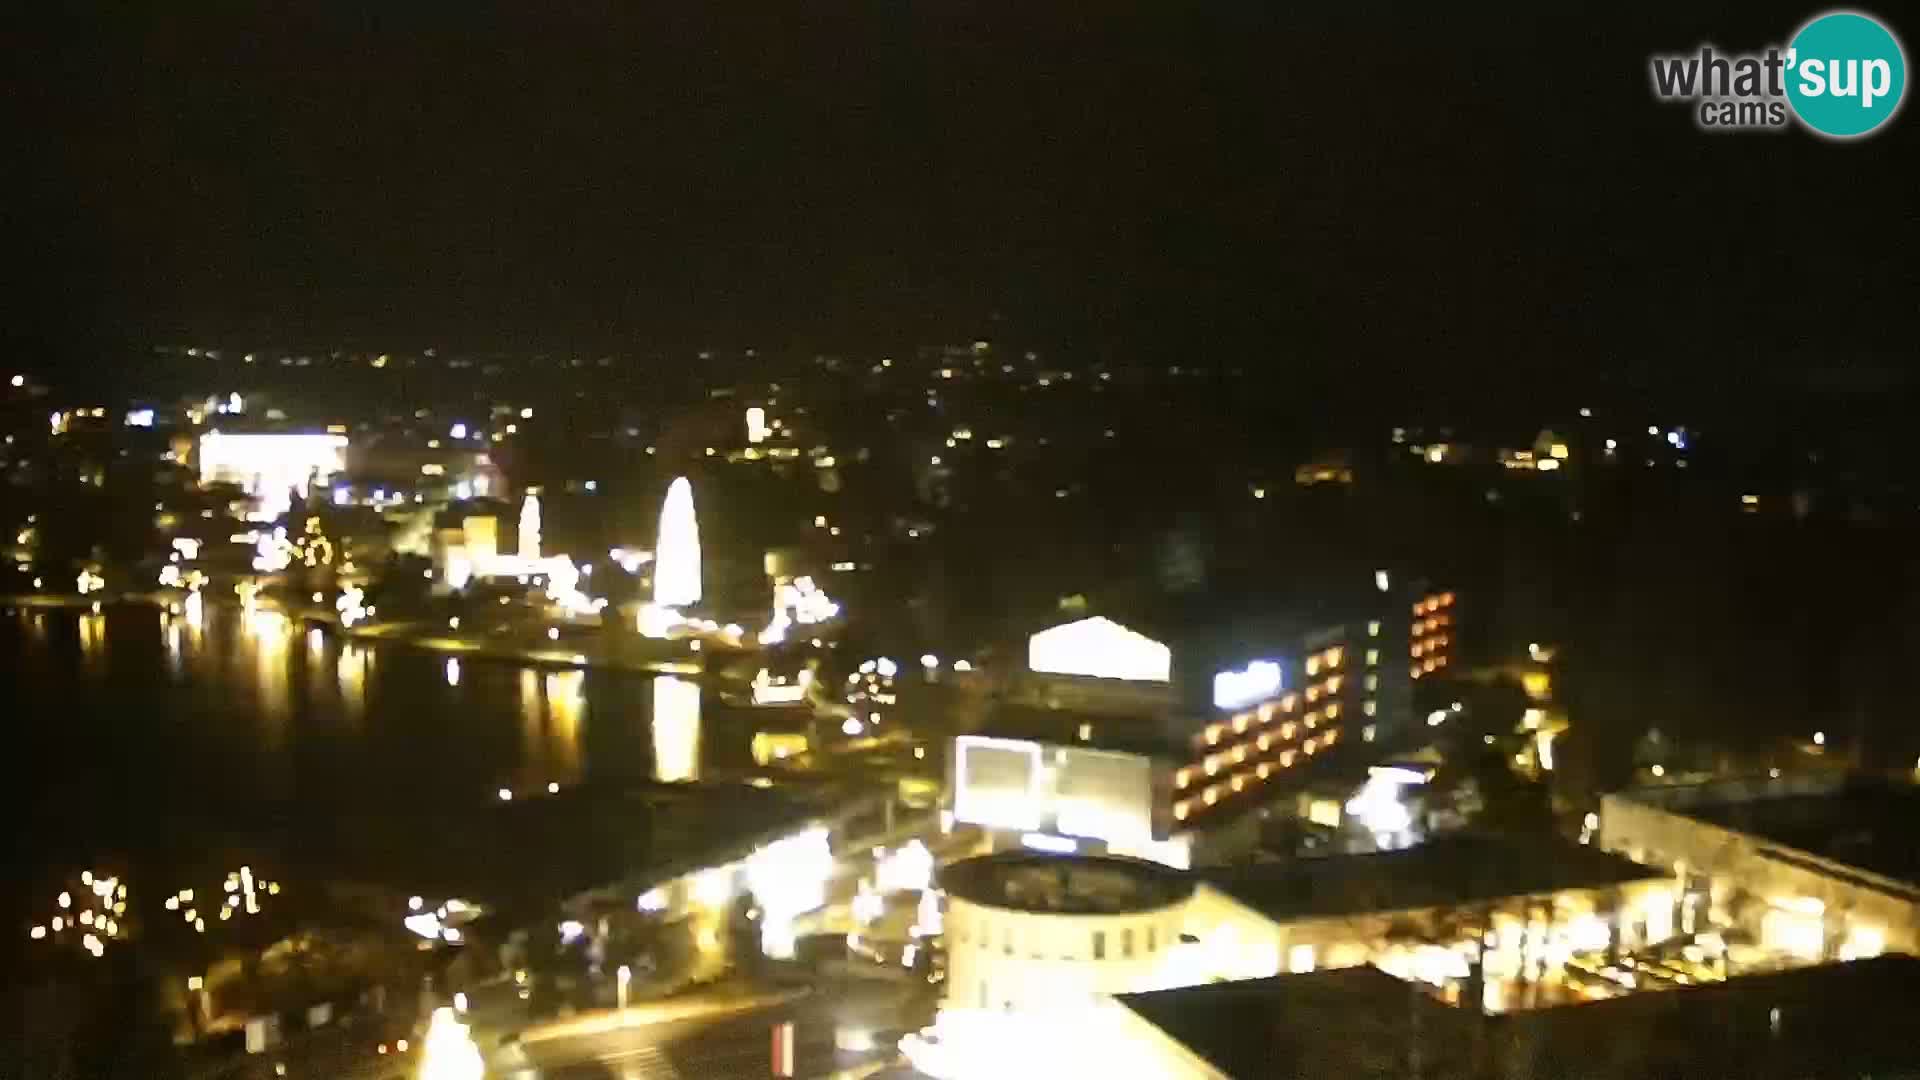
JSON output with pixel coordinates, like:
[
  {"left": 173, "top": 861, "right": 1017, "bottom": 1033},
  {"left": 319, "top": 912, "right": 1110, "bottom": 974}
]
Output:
[{"left": 654, "top": 477, "right": 701, "bottom": 607}]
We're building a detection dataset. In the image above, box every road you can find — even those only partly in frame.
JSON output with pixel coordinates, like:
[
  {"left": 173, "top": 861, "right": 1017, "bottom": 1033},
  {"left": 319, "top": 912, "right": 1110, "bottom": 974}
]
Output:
[{"left": 512, "top": 980, "right": 924, "bottom": 1080}]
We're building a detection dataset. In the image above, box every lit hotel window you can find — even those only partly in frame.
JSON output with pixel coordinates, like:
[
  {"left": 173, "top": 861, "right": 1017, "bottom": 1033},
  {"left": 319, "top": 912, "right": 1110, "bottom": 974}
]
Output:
[
  {"left": 1325, "top": 647, "right": 1344, "bottom": 668},
  {"left": 1173, "top": 801, "right": 1190, "bottom": 821},
  {"left": 1363, "top": 700, "right": 1377, "bottom": 716},
  {"left": 1176, "top": 768, "right": 1192, "bottom": 788},
  {"left": 1366, "top": 649, "right": 1379, "bottom": 666},
  {"left": 1280, "top": 722, "right": 1296, "bottom": 739},
  {"left": 1364, "top": 674, "right": 1378, "bottom": 692},
  {"left": 1368, "top": 620, "right": 1381, "bottom": 637},
  {"left": 1325, "top": 703, "right": 1340, "bottom": 719},
  {"left": 1306, "top": 656, "right": 1321, "bottom": 677}
]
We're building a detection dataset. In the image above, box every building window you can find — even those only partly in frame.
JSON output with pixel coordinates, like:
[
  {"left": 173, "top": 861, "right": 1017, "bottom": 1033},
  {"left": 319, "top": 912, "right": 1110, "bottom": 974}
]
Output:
[
  {"left": 1147, "top": 926, "right": 1158, "bottom": 952},
  {"left": 1122, "top": 928, "right": 1135, "bottom": 958},
  {"left": 1368, "top": 620, "right": 1381, "bottom": 637},
  {"left": 1093, "top": 931, "right": 1106, "bottom": 960},
  {"left": 1366, "top": 649, "right": 1379, "bottom": 666}
]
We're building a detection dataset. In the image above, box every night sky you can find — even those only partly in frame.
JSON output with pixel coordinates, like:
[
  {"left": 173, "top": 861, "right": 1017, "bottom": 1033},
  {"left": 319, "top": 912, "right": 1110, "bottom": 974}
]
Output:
[{"left": 8, "top": 3, "right": 1917, "bottom": 387}]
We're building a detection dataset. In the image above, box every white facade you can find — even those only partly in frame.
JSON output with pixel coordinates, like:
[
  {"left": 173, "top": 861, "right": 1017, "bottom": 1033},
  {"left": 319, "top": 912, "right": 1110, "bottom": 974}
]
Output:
[
  {"left": 942, "top": 855, "right": 1195, "bottom": 1015},
  {"left": 1027, "top": 616, "right": 1171, "bottom": 683}
]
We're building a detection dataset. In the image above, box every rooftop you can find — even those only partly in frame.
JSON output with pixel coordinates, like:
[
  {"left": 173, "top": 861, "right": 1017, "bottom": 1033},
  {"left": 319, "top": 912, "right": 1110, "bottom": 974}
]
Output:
[
  {"left": 1202, "top": 833, "right": 1664, "bottom": 923},
  {"left": 1114, "top": 956, "right": 1920, "bottom": 1080},
  {"left": 1676, "top": 778, "right": 1920, "bottom": 887},
  {"left": 971, "top": 705, "right": 1191, "bottom": 760},
  {"left": 939, "top": 852, "right": 1196, "bottom": 916},
  {"left": 1116, "top": 967, "right": 1474, "bottom": 1079}
]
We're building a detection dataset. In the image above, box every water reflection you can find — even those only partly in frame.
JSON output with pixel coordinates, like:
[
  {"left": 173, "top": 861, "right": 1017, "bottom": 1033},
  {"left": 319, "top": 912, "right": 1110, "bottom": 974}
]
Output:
[
  {"left": 7, "top": 607, "right": 743, "bottom": 857},
  {"left": 338, "top": 643, "right": 366, "bottom": 719},
  {"left": 78, "top": 612, "right": 106, "bottom": 672},
  {"left": 652, "top": 675, "right": 701, "bottom": 782}
]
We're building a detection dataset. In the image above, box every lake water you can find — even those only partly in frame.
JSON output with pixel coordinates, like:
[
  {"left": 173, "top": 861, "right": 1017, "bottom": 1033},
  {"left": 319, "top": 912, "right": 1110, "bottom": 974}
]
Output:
[{"left": 4, "top": 603, "right": 774, "bottom": 894}]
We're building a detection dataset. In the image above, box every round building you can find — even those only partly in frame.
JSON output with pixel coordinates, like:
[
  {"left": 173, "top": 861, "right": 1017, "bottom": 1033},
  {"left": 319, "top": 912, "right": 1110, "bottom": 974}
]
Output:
[{"left": 941, "top": 852, "right": 1196, "bottom": 1014}]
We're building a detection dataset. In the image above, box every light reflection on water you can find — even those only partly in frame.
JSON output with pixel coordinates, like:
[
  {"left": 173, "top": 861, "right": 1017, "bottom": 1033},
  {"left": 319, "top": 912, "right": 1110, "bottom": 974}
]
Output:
[
  {"left": 652, "top": 675, "right": 701, "bottom": 783},
  {"left": 10, "top": 605, "right": 755, "bottom": 867}
]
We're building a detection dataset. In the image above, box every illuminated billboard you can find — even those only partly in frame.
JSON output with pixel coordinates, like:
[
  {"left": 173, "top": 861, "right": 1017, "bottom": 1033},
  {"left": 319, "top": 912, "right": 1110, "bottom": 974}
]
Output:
[
  {"left": 952, "top": 736, "right": 1043, "bottom": 831},
  {"left": 1027, "top": 616, "right": 1171, "bottom": 683},
  {"left": 951, "top": 735, "right": 1157, "bottom": 844}
]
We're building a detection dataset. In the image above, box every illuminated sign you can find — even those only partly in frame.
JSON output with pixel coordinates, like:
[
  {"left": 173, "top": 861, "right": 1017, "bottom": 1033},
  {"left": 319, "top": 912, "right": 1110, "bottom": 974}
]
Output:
[
  {"left": 952, "top": 736, "right": 1044, "bottom": 831},
  {"left": 951, "top": 736, "right": 1155, "bottom": 845},
  {"left": 1212, "top": 659, "right": 1284, "bottom": 709},
  {"left": 1027, "top": 616, "right": 1170, "bottom": 683}
]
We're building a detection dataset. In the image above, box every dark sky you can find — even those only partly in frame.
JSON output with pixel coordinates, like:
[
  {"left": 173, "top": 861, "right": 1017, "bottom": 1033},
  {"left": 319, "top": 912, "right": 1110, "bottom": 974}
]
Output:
[{"left": 8, "top": 3, "right": 1917, "bottom": 385}]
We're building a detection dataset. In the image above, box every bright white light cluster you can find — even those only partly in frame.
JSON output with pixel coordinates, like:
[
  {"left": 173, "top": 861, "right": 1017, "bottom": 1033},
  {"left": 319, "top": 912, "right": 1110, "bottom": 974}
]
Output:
[
  {"left": 199, "top": 432, "right": 347, "bottom": 520},
  {"left": 746, "top": 826, "right": 833, "bottom": 959},
  {"left": 760, "top": 575, "right": 841, "bottom": 644},
  {"left": 1027, "top": 616, "right": 1170, "bottom": 683}
]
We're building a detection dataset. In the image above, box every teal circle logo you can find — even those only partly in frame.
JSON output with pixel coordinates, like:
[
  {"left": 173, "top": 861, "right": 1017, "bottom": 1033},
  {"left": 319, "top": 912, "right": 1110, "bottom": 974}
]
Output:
[{"left": 1786, "top": 11, "right": 1906, "bottom": 138}]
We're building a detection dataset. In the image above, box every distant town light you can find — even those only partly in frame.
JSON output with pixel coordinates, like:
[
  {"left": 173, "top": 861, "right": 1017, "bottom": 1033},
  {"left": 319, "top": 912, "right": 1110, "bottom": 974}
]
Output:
[{"left": 497, "top": 788, "right": 512, "bottom": 801}]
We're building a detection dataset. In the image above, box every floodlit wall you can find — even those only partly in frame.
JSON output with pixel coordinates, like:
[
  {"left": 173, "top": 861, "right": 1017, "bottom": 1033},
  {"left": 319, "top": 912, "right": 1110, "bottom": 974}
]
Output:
[
  {"left": 1601, "top": 785, "right": 1920, "bottom": 958},
  {"left": 946, "top": 890, "right": 1191, "bottom": 1014},
  {"left": 1028, "top": 616, "right": 1171, "bottom": 683}
]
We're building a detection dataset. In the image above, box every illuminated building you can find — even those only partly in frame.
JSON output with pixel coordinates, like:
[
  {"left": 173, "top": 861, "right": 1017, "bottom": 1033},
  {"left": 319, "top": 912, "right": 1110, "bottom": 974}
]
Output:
[
  {"left": 198, "top": 431, "right": 348, "bottom": 519},
  {"left": 1599, "top": 774, "right": 1919, "bottom": 961},
  {"left": 1028, "top": 616, "right": 1171, "bottom": 684},
  {"left": 942, "top": 853, "right": 1198, "bottom": 1015},
  {"left": 1184, "top": 834, "right": 1673, "bottom": 1003},
  {"left": 428, "top": 495, "right": 604, "bottom": 615},
  {"left": 947, "top": 732, "right": 1182, "bottom": 865},
  {"left": 1408, "top": 588, "right": 1458, "bottom": 682},
  {"left": 990, "top": 582, "right": 1456, "bottom": 852}
]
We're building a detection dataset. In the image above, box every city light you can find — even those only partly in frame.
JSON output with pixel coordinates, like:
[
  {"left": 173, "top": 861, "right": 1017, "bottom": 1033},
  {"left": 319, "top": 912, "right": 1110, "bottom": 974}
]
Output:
[
  {"left": 746, "top": 827, "right": 833, "bottom": 958},
  {"left": 418, "top": 1007, "right": 484, "bottom": 1080},
  {"left": 1212, "top": 659, "right": 1284, "bottom": 709}
]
